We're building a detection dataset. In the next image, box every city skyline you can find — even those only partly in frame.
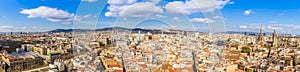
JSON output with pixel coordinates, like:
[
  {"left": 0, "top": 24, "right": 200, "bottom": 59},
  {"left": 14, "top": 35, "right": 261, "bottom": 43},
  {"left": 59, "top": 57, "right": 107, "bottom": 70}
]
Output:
[
  {"left": 1, "top": 0, "right": 300, "bottom": 34},
  {"left": 2, "top": 0, "right": 300, "bottom": 71}
]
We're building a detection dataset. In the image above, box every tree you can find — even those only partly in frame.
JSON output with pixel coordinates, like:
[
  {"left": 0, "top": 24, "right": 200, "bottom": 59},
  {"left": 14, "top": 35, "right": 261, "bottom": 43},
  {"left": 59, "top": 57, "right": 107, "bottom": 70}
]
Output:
[{"left": 241, "top": 46, "right": 251, "bottom": 53}]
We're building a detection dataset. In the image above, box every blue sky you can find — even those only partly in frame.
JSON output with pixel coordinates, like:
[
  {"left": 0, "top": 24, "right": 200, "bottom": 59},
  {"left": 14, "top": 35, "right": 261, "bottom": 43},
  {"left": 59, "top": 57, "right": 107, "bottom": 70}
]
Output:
[{"left": 1, "top": 0, "right": 300, "bottom": 34}]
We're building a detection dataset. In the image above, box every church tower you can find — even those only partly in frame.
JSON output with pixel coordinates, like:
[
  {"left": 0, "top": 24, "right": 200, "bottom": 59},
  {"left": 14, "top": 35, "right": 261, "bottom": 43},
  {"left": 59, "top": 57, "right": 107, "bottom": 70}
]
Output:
[
  {"left": 257, "top": 25, "right": 264, "bottom": 43},
  {"left": 272, "top": 30, "right": 277, "bottom": 47}
]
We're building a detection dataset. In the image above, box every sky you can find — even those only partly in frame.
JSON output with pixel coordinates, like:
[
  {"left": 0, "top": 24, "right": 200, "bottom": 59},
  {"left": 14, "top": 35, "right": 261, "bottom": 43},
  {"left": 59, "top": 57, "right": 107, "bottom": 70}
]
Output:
[{"left": 1, "top": 0, "right": 300, "bottom": 34}]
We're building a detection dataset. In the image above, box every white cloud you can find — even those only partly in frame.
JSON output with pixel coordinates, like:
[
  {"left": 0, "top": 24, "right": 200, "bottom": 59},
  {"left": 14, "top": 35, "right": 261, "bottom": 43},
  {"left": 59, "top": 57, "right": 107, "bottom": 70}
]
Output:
[
  {"left": 270, "top": 21, "right": 278, "bottom": 23},
  {"left": 190, "top": 18, "right": 214, "bottom": 23},
  {"left": 74, "top": 14, "right": 92, "bottom": 22},
  {"left": 279, "top": 13, "right": 285, "bottom": 16},
  {"left": 120, "top": 2, "right": 163, "bottom": 18},
  {"left": 81, "top": 0, "right": 97, "bottom": 2},
  {"left": 244, "top": 9, "right": 252, "bottom": 16},
  {"left": 0, "top": 26, "right": 14, "bottom": 32},
  {"left": 105, "top": 12, "right": 117, "bottom": 17},
  {"left": 108, "top": 0, "right": 137, "bottom": 5},
  {"left": 83, "top": 14, "right": 92, "bottom": 18},
  {"left": 151, "top": 0, "right": 161, "bottom": 4},
  {"left": 0, "top": 26, "right": 13, "bottom": 29},
  {"left": 0, "top": 26, "right": 59, "bottom": 32},
  {"left": 20, "top": 6, "right": 74, "bottom": 24},
  {"left": 32, "top": 26, "right": 36, "bottom": 29},
  {"left": 213, "top": 15, "right": 221, "bottom": 19},
  {"left": 155, "top": 14, "right": 166, "bottom": 18},
  {"left": 105, "top": 2, "right": 163, "bottom": 18},
  {"left": 266, "top": 26, "right": 281, "bottom": 30},
  {"left": 239, "top": 25, "right": 282, "bottom": 31},
  {"left": 172, "top": 17, "right": 180, "bottom": 22},
  {"left": 270, "top": 24, "right": 300, "bottom": 29},
  {"left": 74, "top": 14, "right": 98, "bottom": 25},
  {"left": 165, "top": 0, "right": 233, "bottom": 15},
  {"left": 105, "top": 0, "right": 137, "bottom": 17},
  {"left": 239, "top": 25, "right": 247, "bottom": 29},
  {"left": 235, "top": 24, "right": 300, "bottom": 34}
]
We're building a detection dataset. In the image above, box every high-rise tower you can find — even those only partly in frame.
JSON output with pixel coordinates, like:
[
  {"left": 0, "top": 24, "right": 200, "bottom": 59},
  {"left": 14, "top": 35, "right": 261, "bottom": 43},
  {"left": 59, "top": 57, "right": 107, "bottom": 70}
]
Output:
[
  {"left": 257, "top": 25, "right": 263, "bottom": 43},
  {"left": 272, "top": 30, "right": 277, "bottom": 47}
]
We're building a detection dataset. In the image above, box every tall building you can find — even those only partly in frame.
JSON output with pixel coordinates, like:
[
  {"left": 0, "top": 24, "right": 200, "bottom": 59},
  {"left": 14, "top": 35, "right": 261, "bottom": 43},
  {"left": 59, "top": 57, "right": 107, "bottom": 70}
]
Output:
[
  {"left": 257, "top": 25, "right": 264, "bottom": 43},
  {"left": 272, "top": 30, "right": 277, "bottom": 47},
  {"left": 105, "top": 38, "right": 111, "bottom": 45}
]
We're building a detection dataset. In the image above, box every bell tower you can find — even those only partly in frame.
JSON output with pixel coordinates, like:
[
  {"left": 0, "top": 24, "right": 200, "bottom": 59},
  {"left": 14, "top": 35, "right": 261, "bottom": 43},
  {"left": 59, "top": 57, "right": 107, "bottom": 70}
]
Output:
[
  {"left": 257, "top": 25, "right": 264, "bottom": 44},
  {"left": 272, "top": 30, "right": 277, "bottom": 47}
]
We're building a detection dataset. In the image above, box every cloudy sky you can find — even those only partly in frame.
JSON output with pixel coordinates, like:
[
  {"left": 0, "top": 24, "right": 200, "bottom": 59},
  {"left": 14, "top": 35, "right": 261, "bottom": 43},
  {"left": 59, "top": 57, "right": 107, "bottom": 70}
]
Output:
[{"left": 1, "top": 0, "right": 300, "bottom": 34}]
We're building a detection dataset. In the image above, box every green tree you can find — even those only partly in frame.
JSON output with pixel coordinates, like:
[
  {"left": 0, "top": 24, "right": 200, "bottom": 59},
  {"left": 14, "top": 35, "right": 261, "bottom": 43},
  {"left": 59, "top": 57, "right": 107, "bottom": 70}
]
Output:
[{"left": 241, "top": 46, "right": 251, "bottom": 53}]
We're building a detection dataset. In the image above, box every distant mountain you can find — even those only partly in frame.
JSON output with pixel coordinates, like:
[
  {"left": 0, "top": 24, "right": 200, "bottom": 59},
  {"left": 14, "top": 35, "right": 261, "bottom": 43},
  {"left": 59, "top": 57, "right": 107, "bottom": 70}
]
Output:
[
  {"left": 226, "top": 31, "right": 274, "bottom": 35},
  {"left": 49, "top": 28, "right": 278, "bottom": 35},
  {"left": 0, "top": 27, "right": 278, "bottom": 35},
  {"left": 0, "top": 32, "right": 7, "bottom": 34},
  {"left": 0, "top": 28, "right": 292, "bottom": 35},
  {"left": 48, "top": 27, "right": 160, "bottom": 33},
  {"left": 47, "top": 27, "right": 186, "bottom": 34},
  {"left": 0, "top": 32, "right": 38, "bottom": 34},
  {"left": 48, "top": 29, "right": 74, "bottom": 33}
]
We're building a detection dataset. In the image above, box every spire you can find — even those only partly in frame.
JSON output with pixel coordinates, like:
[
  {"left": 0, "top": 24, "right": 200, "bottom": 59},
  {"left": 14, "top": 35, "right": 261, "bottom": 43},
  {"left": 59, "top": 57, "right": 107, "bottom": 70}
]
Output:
[
  {"left": 272, "top": 29, "right": 277, "bottom": 47},
  {"left": 259, "top": 24, "right": 263, "bottom": 39},
  {"left": 257, "top": 24, "right": 263, "bottom": 43},
  {"left": 260, "top": 24, "right": 262, "bottom": 35}
]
